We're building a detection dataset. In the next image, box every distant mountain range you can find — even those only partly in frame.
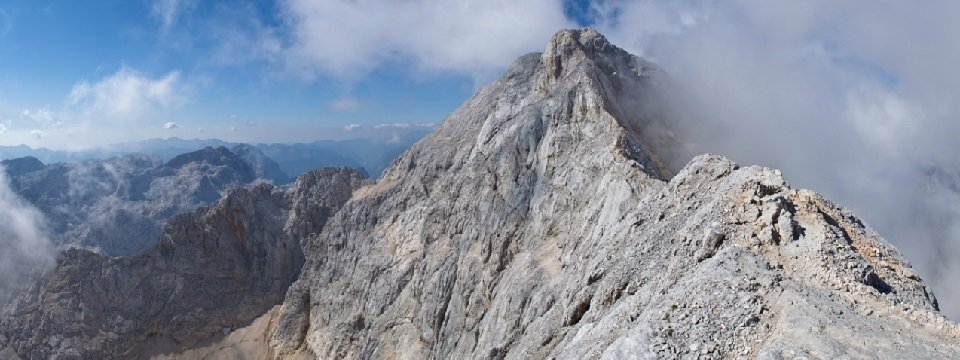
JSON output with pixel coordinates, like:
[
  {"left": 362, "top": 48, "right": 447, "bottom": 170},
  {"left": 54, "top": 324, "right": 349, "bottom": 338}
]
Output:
[
  {"left": 1, "top": 145, "right": 288, "bottom": 256},
  {"left": 0, "top": 131, "right": 429, "bottom": 179}
]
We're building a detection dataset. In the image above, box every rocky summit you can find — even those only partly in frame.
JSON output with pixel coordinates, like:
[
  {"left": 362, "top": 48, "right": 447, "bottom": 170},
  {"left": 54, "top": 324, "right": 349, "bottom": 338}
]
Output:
[{"left": 3, "top": 28, "right": 960, "bottom": 359}]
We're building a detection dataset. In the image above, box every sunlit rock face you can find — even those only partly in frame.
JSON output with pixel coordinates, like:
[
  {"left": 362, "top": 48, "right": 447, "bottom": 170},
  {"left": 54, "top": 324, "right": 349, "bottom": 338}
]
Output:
[{"left": 268, "top": 28, "right": 960, "bottom": 359}]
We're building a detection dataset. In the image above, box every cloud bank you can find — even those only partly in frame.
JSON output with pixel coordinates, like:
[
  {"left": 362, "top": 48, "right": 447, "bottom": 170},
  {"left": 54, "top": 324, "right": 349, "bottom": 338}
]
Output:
[{"left": 591, "top": 0, "right": 960, "bottom": 318}]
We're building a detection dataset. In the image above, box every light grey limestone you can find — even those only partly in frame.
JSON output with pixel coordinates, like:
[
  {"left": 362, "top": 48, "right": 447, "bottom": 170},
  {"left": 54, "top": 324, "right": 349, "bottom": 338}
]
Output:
[{"left": 267, "top": 29, "right": 960, "bottom": 359}]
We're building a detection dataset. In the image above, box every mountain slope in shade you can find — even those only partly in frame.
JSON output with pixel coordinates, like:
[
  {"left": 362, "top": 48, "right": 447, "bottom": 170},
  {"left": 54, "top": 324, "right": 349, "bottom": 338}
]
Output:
[
  {"left": 263, "top": 28, "right": 960, "bottom": 359},
  {"left": 0, "top": 168, "right": 366, "bottom": 359}
]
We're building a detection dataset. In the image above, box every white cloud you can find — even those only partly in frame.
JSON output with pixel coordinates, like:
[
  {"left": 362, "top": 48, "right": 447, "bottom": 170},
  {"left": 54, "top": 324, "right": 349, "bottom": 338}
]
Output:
[
  {"left": 163, "top": 121, "right": 180, "bottom": 129},
  {"left": 0, "top": 164, "right": 54, "bottom": 302},
  {"left": 343, "top": 123, "right": 361, "bottom": 131},
  {"left": 229, "top": 126, "right": 237, "bottom": 132},
  {"left": 68, "top": 66, "right": 185, "bottom": 121},
  {"left": 151, "top": 0, "right": 193, "bottom": 30},
  {"left": 280, "top": 0, "right": 572, "bottom": 80},
  {"left": 0, "top": 123, "right": 6, "bottom": 135},
  {"left": 30, "top": 129, "right": 42, "bottom": 140},
  {"left": 22, "top": 107, "right": 56, "bottom": 126}
]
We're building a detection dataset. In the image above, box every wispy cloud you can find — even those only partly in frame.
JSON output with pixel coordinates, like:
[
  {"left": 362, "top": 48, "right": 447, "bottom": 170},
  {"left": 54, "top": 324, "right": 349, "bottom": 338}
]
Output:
[
  {"left": 373, "top": 122, "right": 434, "bottom": 130},
  {"left": 328, "top": 96, "right": 361, "bottom": 111},
  {"left": 151, "top": 0, "right": 193, "bottom": 31},
  {"left": 0, "top": 164, "right": 54, "bottom": 302},
  {"left": 67, "top": 66, "right": 186, "bottom": 121},
  {"left": 163, "top": 121, "right": 180, "bottom": 129},
  {"left": 343, "top": 123, "right": 361, "bottom": 131},
  {"left": 21, "top": 107, "right": 59, "bottom": 128},
  {"left": 0, "top": 8, "right": 11, "bottom": 38}
]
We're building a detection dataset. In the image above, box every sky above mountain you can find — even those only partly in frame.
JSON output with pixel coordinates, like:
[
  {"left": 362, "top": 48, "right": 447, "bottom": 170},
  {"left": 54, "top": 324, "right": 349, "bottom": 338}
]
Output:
[{"left": 0, "top": 0, "right": 958, "bottom": 157}]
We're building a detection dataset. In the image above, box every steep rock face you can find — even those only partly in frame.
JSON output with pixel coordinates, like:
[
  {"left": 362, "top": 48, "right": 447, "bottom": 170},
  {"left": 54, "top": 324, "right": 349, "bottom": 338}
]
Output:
[
  {"left": 0, "top": 168, "right": 367, "bottom": 360},
  {"left": 267, "top": 28, "right": 960, "bottom": 359},
  {"left": 5, "top": 146, "right": 285, "bottom": 256}
]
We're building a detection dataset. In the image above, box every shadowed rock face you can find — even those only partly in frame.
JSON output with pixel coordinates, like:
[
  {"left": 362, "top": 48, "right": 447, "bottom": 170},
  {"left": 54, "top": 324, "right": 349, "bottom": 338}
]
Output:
[
  {"left": 0, "top": 168, "right": 366, "bottom": 360},
  {"left": 4, "top": 146, "right": 289, "bottom": 256},
  {"left": 264, "top": 28, "right": 960, "bottom": 359}
]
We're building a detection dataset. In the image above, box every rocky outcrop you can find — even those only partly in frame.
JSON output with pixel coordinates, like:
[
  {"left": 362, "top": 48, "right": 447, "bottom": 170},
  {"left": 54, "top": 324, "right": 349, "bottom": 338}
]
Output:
[
  {"left": 0, "top": 168, "right": 366, "bottom": 359},
  {"left": 265, "top": 28, "right": 960, "bottom": 359}
]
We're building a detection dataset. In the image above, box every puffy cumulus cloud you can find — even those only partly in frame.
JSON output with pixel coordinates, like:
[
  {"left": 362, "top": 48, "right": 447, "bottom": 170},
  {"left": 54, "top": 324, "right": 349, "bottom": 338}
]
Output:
[
  {"left": 591, "top": 0, "right": 960, "bottom": 318},
  {"left": 30, "top": 129, "right": 42, "bottom": 140},
  {"left": 68, "top": 66, "right": 186, "bottom": 121},
  {"left": 0, "top": 164, "right": 54, "bottom": 302},
  {"left": 279, "top": 0, "right": 573, "bottom": 80},
  {"left": 163, "top": 121, "right": 181, "bottom": 129}
]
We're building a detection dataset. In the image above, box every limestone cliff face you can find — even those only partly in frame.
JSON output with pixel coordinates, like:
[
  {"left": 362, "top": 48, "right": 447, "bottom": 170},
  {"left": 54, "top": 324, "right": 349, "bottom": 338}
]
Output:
[
  {"left": 267, "top": 29, "right": 960, "bottom": 359},
  {"left": 0, "top": 168, "right": 366, "bottom": 360}
]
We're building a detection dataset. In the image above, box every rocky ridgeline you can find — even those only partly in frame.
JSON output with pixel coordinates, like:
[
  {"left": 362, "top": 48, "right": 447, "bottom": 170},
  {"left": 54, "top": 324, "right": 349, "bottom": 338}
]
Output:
[
  {"left": 3, "top": 28, "right": 960, "bottom": 359},
  {"left": 2, "top": 145, "right": 288, "bottom": 256}
]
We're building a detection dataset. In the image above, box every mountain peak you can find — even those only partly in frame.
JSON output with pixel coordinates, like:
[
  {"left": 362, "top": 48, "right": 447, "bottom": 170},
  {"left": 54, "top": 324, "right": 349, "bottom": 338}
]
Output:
[{"left": 541, "top": 28, "right": 629, "bottom": 82}]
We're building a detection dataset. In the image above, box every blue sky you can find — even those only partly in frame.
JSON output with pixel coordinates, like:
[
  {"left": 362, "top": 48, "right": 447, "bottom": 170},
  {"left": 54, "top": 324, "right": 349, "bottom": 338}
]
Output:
[{"left": 0, "top": 0, "right": 593, "bottom": 148}]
